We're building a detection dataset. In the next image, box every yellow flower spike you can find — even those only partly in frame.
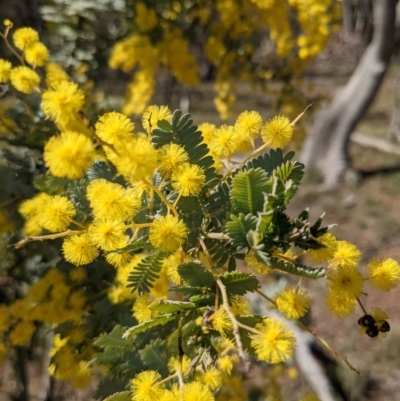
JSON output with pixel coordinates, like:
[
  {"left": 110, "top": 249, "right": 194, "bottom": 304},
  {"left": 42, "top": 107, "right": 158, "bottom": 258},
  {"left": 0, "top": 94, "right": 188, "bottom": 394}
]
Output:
[
  {"left": 171, "top": 163, "right": 206, "bottom": 196},
  {"left": 261, "top": 115, "right": 293, "bottom": 149},
  {"left": 44, "top": 131, "right": 95, "bottom": 179},
  {"left": 37, "top": 195, "right": 75, "bottom": 233},
  {"left": 62, "top": 233, "right": 99, "bottom": 266},
  {"left": 149, "top": 215, "right": 187, "bottom": 253},
  {"left": 276, "top": 286, "right": 310, "bottom": 319},
  {"left": 10, "top": 66, "right": 40, "bottom": 94},
  {"left": 250, "top": 318, "right": 296, "bottom": 364},
  {"left": 366, "top": 258, "right": 400, "bottom": 291}
]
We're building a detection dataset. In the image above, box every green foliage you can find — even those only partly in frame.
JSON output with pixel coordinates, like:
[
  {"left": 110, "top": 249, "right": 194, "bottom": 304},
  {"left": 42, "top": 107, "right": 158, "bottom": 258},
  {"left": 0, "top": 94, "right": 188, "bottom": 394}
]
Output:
[
  {"left": 123, "top": 314, "right": 179, "bottom": 338},
  {"left": 220, "top": 271, "right": 260, "bottom": 296},
  {"left": 103, "top": 392, "right": 131, "bottom": 401},
  {"left": 178, "top": 261, "right": 215, "bottom": 287},
  {"left": 139, "top": 339, "right": 169, "bottom": 376},
  {"left": 149, "top": 299, "right": 197, "bottom": 314},
  {"left": 127, "top": 252, "right": 168, "bottom": 294},
  {"left": 230, "top": 169, "right": 270, "bottom": 215}
]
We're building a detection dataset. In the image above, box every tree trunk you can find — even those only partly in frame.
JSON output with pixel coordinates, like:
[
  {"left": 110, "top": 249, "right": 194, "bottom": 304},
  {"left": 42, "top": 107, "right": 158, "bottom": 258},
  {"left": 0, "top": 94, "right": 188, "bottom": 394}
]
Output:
[{"left": 301, "top": 0, "right": 397, "bottom": 188}]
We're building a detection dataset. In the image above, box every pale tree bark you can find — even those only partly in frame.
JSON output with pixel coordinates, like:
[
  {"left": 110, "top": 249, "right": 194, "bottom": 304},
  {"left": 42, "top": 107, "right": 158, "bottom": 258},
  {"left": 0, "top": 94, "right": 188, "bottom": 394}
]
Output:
[{"left": 301, "top": 0, "right": 397, "bottom": 188}]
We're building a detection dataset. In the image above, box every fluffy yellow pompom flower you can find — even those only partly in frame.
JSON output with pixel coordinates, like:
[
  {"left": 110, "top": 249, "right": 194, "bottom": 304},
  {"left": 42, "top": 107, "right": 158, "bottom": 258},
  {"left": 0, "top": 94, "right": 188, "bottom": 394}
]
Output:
[
  {"left": 0, "top": 305, "right": 11, "bottom": 331},
  {"left": 158, "top": 143, "right": 189, "bottom": 177},
  {"left": 86, "top": 179, "right": 141, "bottom": 221},
  {"left": 0, "top": 59, "right": 12, "bottom": 83},
  {"left": 46, "top": 62, "right": 70, "bottom": 88},
  {"left": 234, "top": 110, "right": 262, "bottom": 141},
  {"left": 10, "top": 66, "right": 40, "bottom": 94},
  {"left": 251, "top": 318, "right": 296, "bottom": 363},
  {"left": 106, "top": 137, "right": 158, "bottom": 182},
  {"left": 217, "top": 354, "right": 237, "bottom": 374},
  {"left": 198, "top": 367, "right": 222, "bottom": 390},
  {"left": 276, "top": 287, "right": 310, "bottom": 319},
  {"left": 142, "top": 105, "right": 171, "bottom": 132},
  {"left": 210, "top": 307, "right": 233, "bottom": 335},
  {"left": 327, "top": 265, "right": 363, "bottom": 297},
  {"left": 149, "top": 215, "right": 187, "bottom": 252},
  {"left": 37, "top": 195, "right": 75, "bottom": 232},
  {"left": 171, "top": 163, "right": 206, "bottom": 196},
  {"left": 211, "top": 124, "right": 241, "bottom": 157},
  {"left": 13, "top": 27, "right": 39, "bottom": 50},
  {"left": 325, "top": 288, "right": 357, "bottom": 317},
  {"left": 261, "top": 115, "right": 293, "bottom": 149},
  {"left": 95, "top": 111, "right": 135, "bottom": 145},
  {"left": 180, "top": 381, "right": 214, "bottom": 401},
  {"left": 366, "top": 258, "right": 400, "bottom": 291},
  {"left": 329, "top": 240, "right": 361, "bottom": 269},
  {"left": 25, "top": 42, "right": 49, "bottom": 67},
  {"left": 198, "top": 122, "right": 216, "bottom": 144},
  {"left": 88, "top": 219, "right": 127, "bottom": 251},
  {"left": 41, "top": 81, "right": 85, "bottom": 126},
  {"left": 9, "top": 321, "right": 36, "bottom": 346},
  {"left": 44, "top": 131, "right": 95, "bottom": 179},
  {"left": 62, "top": 233, "right": 99, "bottom": 265},
  {"left": 245, "top": 250, "right": 273, "bottom": 274},
  {"left": 132, "top": 294, "right": 155, "bottom": 323},
  {"left": 131, "top": 371, "right": 164, "bottom": 401}
]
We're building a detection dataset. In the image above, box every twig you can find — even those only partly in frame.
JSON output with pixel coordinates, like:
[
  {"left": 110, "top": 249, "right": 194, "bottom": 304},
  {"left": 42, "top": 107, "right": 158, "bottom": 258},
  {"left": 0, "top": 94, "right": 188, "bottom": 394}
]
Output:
[
  {"left": 215, "top": 278, "right": 248, "bottom": 364},
  {"left": 10, "top": 230, "right": 85, "bottom": 249},
  {"left": 205, "top": 232, "right": 230, "bottom": 241},
  {"left": 177, "top": 318, "right": 185, "bottom": 388}
]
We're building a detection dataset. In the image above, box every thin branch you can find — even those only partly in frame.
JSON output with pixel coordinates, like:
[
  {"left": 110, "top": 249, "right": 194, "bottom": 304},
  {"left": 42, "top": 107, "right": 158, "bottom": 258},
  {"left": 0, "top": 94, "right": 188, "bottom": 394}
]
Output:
[
  {"left": 297, "top": 320, "right": 360, "bottom": 374},
  {"left": 177, "top": 318, "right": 185, "bottom": 388},
  {"left": 10, "top": 230, "right": 85, "bottom": 249},
  {"left": 205, "top": 232, "right": 230, "bottom": 241},
  {"left": 215, "top": 278, "right": 248, "bottom": 365}
]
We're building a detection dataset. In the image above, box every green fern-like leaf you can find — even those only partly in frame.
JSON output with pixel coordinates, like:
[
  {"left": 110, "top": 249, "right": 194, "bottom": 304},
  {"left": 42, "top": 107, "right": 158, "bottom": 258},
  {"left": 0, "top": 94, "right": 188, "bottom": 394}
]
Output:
[
  {"left": 104, "top": 392, "right": 131, "bottom": 401},
  {"left": 34, "top": 174, "right": 69, "bottom": 195},
  {"left": 178, "top": 261, "right": 215, "bottom": 287},
  {"left": 127, "top": 252, "right": 167, "bottom": 294},
  {"left": 149, "top": 299, "right": 196, "bottom": 313},
  {"left": 223, "top": 213, "right": 257, "bottom": 248},
  {"left": 230, "top": 168, "right": 270, "bottom": 214},
  {"left": 87, "top": 160, "right": 118, "bottom": 181},
  {"left": 273, "top": 160, "right": 304, "bottom": 204},
  {"left": 252, "top": 249, "right": 325, "bottom": 279},
  {"left": 238, "top": 149, "right": 294, "bottom": 176},
  {"left": 123, "top": 314, "right": 178, "bottom": 338},
  {"left": 220, "top": 271, "right": 260, "bottom": 295},
  {"left": 94, "top": 326, "right": 127, "bottom": 349},
  {"left": 139, "top": 338, "right": 169, "bottom": 376},
  {"left": 203, "top": 238, "right": 237, "bottom": 270}
]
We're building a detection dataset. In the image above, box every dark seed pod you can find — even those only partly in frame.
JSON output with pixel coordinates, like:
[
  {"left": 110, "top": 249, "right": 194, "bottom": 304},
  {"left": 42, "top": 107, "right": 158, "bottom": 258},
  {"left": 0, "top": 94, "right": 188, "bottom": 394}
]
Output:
[
  {"left": 358, "top": 314, "right": 375, "bottom": 327},
  {"left": 379, "top": 320, "right": 390, "bottom": 333},
  {"left": 366, "top": 325, "right": 379, "bottom": 338}
]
